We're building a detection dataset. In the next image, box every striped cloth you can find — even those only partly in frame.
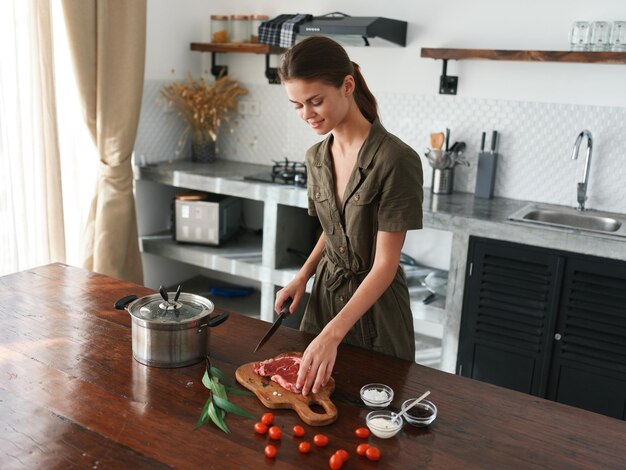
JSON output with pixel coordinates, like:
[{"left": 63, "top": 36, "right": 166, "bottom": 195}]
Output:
[
  {"left": 258, "top": 14, "right": 312, "bottom": 47},
  {"left": 279, "top": 14, "right": 312, "bottom": 48},
  {"left": 258, "top": 14, "right": 293, "bottom": 46}
]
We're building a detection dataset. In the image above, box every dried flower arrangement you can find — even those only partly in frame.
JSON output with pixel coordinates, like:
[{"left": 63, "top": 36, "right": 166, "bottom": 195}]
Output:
[{"left": 161, "top": 73, "right": 247, "bottom": 160}]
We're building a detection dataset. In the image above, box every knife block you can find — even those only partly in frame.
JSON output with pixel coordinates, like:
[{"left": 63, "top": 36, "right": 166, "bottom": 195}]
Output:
[{"left": 474, "top": 152, "right": 498, "bottom": 199}]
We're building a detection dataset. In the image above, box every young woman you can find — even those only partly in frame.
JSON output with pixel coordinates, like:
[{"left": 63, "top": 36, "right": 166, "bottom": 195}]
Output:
[{"left": 274, "top": 36, "right": 423, "bottom": 396}]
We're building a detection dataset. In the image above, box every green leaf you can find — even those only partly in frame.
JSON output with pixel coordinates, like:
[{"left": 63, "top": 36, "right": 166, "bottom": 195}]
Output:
[
  {"left": 209, "top": 365, "right": 238, "bottom": 388},
  {"left": 224, "top": 386, "right": 254, "bottom": 396},
  {"left": 209, "top": 366, "right": 227, "bottom": 382},
  {"left": 201, "top": 369, "right": 213, "bottom": 390},
  {"left": 208, "top": 400, "right": 230, "bottom": 433},
  {"left": 194, "top": 398, "right": 211, "bottom": 430},
  {"left": 213, "top": 395, "right": 255, "bottom": 420}
]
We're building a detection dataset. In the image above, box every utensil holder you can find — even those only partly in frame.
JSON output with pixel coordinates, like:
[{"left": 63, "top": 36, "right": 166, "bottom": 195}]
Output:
[{"left": 431, "top": 168, "right": 454, "bottom": 195}]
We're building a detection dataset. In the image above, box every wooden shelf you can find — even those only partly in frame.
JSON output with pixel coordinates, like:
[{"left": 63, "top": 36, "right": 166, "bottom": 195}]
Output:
[
  {"left": 190, "top": 42, "right": 284, "bottom": 54},
  {"left": 421, "top": 48, "right": 626, "bottom": 64}
]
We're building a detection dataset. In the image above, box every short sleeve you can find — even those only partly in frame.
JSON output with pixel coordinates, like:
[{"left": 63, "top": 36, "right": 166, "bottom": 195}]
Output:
[{"left": 377, "top": 148, "right": 423, "bottom": 232}]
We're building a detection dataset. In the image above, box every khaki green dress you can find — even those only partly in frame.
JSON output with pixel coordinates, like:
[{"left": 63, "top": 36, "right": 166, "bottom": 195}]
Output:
[{"left": 301, "top": 119, "right": 423, "bottom": 361}]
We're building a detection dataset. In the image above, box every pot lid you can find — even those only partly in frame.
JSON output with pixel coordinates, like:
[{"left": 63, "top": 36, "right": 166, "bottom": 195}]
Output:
[{"left": 129, "top": 292, "right": 214, "bottom": 323}]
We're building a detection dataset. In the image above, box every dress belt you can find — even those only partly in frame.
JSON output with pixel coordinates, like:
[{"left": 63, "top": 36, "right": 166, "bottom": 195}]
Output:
[
  {"left": 324, "top": 257, "right": 369, "bottom": 292},
  {"left": 323, "top": 256, "right": 374, "bottom": 348}
]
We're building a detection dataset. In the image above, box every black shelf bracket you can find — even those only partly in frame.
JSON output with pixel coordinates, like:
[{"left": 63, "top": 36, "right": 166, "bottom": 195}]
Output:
[
  {"left": 211, "top": 52, "right": 228, "bottom": 78},
  {"left": 265, "top": 54, "right": 280, "bottom": 85},
  {"left": 439, "top": 59, "right": 458, "bottom": 95}
]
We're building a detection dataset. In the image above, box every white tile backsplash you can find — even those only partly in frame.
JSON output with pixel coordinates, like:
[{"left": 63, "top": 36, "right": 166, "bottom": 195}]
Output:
[{"left": 136, "top": 80, "right": 626, "bottom": 213}]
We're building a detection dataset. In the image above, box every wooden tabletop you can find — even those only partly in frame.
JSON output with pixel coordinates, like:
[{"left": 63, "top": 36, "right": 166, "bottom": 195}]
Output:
[{"left": 2, "top": 263, "right": 626, "bottom": 469}]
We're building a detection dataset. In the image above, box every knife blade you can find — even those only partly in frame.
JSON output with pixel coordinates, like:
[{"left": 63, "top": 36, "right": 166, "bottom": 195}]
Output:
[{"left": 253, "top": 298, "right": 293, "bottom": 352}]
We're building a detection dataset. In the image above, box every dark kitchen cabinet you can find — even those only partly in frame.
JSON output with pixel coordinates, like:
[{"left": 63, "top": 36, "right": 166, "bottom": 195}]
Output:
[{"left": 458, "top": 236, "right": 626, "bottom": 420}]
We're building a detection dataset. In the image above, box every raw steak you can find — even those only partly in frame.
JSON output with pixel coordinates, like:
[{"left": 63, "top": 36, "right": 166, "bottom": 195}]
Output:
[{"left": 253, "top": 355, "right": 302, "bottom": 392}]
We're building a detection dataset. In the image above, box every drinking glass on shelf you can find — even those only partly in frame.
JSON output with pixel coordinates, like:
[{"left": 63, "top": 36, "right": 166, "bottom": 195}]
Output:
[
  {"left": 569, "top": 21, "right": 590, "bottom": 50},
  {"left": 610, "top": 21, "right": 626, "bottom": 51},
  {"left": 589, "top": 21, "right": 612, "bottom": 51}
]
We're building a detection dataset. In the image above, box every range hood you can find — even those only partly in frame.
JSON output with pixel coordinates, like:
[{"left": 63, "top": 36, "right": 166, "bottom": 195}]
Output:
[{"left": 296, "top": 13, "right": 407, "bottom": 47}]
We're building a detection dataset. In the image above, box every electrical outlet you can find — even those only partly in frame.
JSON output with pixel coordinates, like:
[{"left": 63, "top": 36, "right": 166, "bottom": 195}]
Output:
[
  {"left": 238, "top": 100, "right": 260, "bottom": 116},
  {"left": 248, "top": 101, "right": 259, "bottom": 116}
]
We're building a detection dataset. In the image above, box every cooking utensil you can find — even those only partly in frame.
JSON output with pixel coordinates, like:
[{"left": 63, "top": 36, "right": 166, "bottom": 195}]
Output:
[
  {"left": 235, "top": 352, "right": 338, "bottom": 426},
  {"left": 430, "top": 132, "right": 445, "bottom": 149},
  {"left": 253, "top": 298, "right": 293, "bottom": 352},
  {"left": 425, "top": 149, "right": 452, "bottom": 170},
  {"left": 114, "top": 290, "right": 229, "bottom": 368},
  {"left": 445, "top": 128, "right": 450, "bottom": 151},
  {"left": 396, "top": 390, "right": 431, "bottom": 421}
]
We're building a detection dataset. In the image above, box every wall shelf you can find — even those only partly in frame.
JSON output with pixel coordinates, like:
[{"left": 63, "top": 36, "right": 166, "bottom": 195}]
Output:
[
  {"left": 190, "top": 42, "right": 285, "bottom": 83},
  {"left": 420, "top": 47, "right": 626, "bottom": 94},
  {"left": 420, "top": 48, "right": 626, "bottom": 64}
]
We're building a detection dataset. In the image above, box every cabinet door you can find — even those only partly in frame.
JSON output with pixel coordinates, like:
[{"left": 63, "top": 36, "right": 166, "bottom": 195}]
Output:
[
  {"left": 458, "top": 238, "right": 562, "bottom": 395},
  {"left": 547, "top": 256, "right": 626, "bottom": 419}
]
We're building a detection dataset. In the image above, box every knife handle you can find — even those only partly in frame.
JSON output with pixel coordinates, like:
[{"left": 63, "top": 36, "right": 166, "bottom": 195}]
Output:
[
  {"left": 480, "top": 132, "right": 486, "bottom": 152},
  {"left": 491, "top": 131, "right": 498, "bottom": 153},
  {"left": 280, "top": 297, "right": 293, "bottom": 315}
]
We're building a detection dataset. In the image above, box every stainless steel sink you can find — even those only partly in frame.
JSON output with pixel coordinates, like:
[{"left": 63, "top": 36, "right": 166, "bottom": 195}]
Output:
[{"left": 508, "top": 204, "right": 626, "bottom": 237}]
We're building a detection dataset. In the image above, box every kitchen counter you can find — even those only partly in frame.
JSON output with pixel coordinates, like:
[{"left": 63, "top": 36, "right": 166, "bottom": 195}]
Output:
[
  {"left": 135, "top": 160, "right": 626, "bottom": 372},
  {"left": 2, "top": 263, "right": 626, "bottom": 469}
]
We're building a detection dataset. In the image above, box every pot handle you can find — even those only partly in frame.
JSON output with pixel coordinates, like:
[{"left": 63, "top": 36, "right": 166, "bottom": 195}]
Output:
[
  {"left": 114, "top": 295, "right": 138, "bottom": 310},
  {"left": 203, "top": 311, "right": 229, "bottom": 329}
]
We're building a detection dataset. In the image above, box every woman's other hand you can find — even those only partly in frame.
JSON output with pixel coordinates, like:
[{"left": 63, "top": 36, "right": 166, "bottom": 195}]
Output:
[{"left": 296, "top": 329, "right": 341, "bottom": 396}]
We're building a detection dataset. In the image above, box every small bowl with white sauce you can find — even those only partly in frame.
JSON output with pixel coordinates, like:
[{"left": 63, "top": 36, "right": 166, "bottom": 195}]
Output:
[
  {"left": 366, "top": 410, "right": 403, "bottom": 439},
  {"left": 360, "top": 383, "right": 393, "bottom": 408}
]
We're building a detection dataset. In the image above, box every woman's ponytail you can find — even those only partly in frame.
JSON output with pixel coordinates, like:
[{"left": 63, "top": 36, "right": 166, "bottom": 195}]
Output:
[{"left": 351, "top": 61, "right": 378, "bottom": 123}]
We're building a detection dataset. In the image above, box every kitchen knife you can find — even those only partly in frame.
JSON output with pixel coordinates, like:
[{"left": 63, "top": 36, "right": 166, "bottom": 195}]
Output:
[{"left": 253, "top": 298, "right": 293, "bottom": 352}]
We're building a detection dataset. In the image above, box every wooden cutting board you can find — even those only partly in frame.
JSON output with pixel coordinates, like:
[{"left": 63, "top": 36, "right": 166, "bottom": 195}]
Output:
[{"left": 235, "top": 353, "right": 338, "bottom": 426}]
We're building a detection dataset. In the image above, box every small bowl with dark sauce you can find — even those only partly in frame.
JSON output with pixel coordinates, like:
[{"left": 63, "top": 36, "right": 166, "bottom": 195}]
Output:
[{"left": 400, "top": 399, "right": 437, "bottom": 427}]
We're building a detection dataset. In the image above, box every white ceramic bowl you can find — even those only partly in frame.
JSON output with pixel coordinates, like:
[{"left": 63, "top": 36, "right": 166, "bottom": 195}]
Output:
[
  {"left": 360, "top": 383, "right": 393, "bottom": 409},
  {"left": 400, "top": 399, "right": 437, "bottom": 427},
  {"left": 366, "top": 410, "right": 403, "bottom": 439}
]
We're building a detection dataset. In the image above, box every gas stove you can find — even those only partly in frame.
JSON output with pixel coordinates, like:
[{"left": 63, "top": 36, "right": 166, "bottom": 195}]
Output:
[{"left": 244, "top": 158, "right": 307, "bottom": 187}]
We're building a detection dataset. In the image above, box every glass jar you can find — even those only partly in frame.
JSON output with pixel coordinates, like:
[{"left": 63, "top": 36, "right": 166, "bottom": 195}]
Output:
[
  {"left": 250, "top": 15, "right": 269, "bottom": 43},
  {"left": 230, "top": 15, "right": 250, "bottom": 43},
  {"left": 210, "top": 15, "right": 229, "bottom": 43}
]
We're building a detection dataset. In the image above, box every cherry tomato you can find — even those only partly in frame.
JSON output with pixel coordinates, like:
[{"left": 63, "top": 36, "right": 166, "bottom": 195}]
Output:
[
  {"left": 253, "top": 422, "right": 268, "bottom": 434},
  {"left": 268, "top": 425, "right": 282, "bottom": 440},
  {"left": 264, "top": 444, "right": 277, "bottom": 459},
  {"left": 298, "top": 441, "right": 311, "bottom": 454},
  {"left": 356, "top": 443, "right": 369, "bottom": 456},
  {"left": 355, "top": 427, "right": 370, "bottom": 438},
  {"left": 335, "top": 449, "right": 349, "bottom": 462},
  {"left": 261, "top": 412, "right": 274, "bottom": 426},
  {"left": 313, "top": 433, "right": 329, "bottom": 447},
  {"left": 329, "top": 453, "right": 343, "bottom": 470},
  {"left": 292, "top": 424, "right": 305, "bottom": 437},
  {"left": 365, "top": 446, "right": 381, "bottom": 461}
]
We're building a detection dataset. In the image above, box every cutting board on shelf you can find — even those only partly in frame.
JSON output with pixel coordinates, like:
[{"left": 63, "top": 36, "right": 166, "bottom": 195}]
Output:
[{"left": 235, "top": 352, "right": 338, "bottom": 426}]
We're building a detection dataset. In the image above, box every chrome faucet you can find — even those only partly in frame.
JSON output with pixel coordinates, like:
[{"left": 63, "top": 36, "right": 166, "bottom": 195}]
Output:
[{"left": 571, "top": 130, "right": 593, "bottom": 211}]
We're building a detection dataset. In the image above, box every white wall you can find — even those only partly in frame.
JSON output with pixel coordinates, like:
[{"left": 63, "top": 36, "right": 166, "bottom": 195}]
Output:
[{"left": 145, "top": 0, "right": 626, "bottom": 106}]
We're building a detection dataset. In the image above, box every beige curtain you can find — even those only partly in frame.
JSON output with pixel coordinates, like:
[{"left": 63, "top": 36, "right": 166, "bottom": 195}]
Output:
[
  {"left": 61, "top": 0, "right": 145, "bottom": 284},
  {"left": 36, "top": 1, "right": 67, "bottom": 264},
  {"left": 0, "top": 0, "right": 65, "bottom": 274}
]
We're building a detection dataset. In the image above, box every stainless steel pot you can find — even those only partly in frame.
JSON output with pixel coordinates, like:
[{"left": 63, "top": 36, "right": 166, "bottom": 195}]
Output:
[{"left": 114, "top": 290, "right": 228, "bottom": 368}]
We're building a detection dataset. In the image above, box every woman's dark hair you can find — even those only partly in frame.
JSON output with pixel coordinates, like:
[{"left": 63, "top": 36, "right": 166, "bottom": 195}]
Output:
[{"left": 278, "top": 36, "right": 379, "bottom": 122}]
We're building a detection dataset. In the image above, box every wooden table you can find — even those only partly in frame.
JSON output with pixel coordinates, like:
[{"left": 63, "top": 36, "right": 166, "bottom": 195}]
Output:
[{"left": 2, "top": 263, "right": 626, "bottom": 469}]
